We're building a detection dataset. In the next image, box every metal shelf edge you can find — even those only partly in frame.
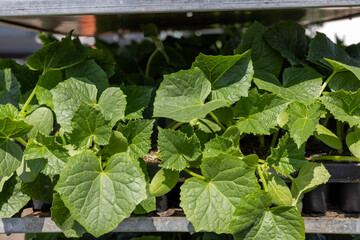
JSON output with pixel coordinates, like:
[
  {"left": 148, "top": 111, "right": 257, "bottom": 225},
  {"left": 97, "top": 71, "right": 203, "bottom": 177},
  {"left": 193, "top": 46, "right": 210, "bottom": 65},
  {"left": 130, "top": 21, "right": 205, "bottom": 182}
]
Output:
[{"left": 0, "top": 216, "right": 359, "bottom": 234}]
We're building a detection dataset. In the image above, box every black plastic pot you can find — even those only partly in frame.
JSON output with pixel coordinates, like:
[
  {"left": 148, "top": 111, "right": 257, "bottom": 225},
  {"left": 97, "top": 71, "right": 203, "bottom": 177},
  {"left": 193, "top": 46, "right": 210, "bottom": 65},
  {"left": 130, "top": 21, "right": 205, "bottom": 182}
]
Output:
[
  {"left": 302, "top": 184, "right": 329, "bottom": 214},
  {"left": 32, "top": 199, "right": 51, "bottom": 212}
]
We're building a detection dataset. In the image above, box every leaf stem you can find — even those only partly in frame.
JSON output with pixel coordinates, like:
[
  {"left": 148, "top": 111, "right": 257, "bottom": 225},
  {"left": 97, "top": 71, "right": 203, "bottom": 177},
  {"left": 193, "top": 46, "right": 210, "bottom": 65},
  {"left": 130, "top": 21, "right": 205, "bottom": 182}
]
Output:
[
  {"left": 209, "top": 112, "right": 226, "bottom": 131},
  {"left": 15, "top": 137, "right": 27, "bottom": 147},
  {"left": 259, "top": 135, "right": 265, "bottom": 148},
  {"left": 18, "top": 85, "right": 37, "bottom": 118},
  {"left": 310, "top": 155, "right": 360, "bottom": 162},
  {"left": 319, "top": 71, "right": 337, "bottom": 95},
  {"left": 257, "top": 165, "right": 268, "bottom": 192},
  {"left": 258, "top": 159, "right": 265, "bottom": 163},
  {"left": 183, "top": 168, "right": 206, "bottom": 181},
  {"left": 145, "top": 49, "right": 160, "bottom": 78},
  {"left": 336, "top": 121, "right": 344, "bottom": 154},
  {"left": 270, "top": 130, "right": 279, "bottom": 148},
  {"left": 169, "top": 121, "right": 183, "bottom": 130}
]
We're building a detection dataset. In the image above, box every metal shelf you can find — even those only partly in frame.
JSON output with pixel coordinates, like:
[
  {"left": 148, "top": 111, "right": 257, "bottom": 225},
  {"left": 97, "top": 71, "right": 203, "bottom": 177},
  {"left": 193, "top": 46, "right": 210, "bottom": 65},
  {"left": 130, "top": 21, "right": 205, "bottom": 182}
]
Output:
[{"left": 0, "top": 216, "right": 359, "bottom": 234}]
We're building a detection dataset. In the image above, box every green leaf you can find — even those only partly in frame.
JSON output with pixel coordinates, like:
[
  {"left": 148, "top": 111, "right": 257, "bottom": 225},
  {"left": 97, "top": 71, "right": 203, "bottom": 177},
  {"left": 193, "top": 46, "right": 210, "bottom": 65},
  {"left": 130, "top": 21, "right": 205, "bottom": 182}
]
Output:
[
  {"left": 97, "top": 87, "right": 126, "bottom": 126},
  {"left": 134, "top": 185, "right": 156, "bottom": 215},
  {"left": 263, "top": 21, "right": 308, "bottom": 65},
  {"left": 117, "top": 119, "right": 154, "bottom": 159},
  {"left": 86, "top": 47, "right": 116, "bottom": 78},
  {"left": 325, "top": 58, "right": 360, "bottom": 79},
  {"left": 0, "top": 174, "right": 12, "bottom": 192},
  {"left": 153, "top": 67, "right": 230, "bottom": 122},
  {"left": 222, "top": 126, "right": 241, "bottom": 147},
  {"left": 0, "top": 140, "right": 23, "bottom": 178},
  {"left": 0, "top": 69, "right": 21, "bottom": 107},
  {"left": 291, "top": 162, "right": 330, "bottom": 208},
  {"left": 234, "top": 90, "right": 289, "bottom": 135},
  {"left": 307, "top": 32, "right": 359, "bottom": 70},
  {"left": 346, "top": 129, "right": 360, "bottom": 158},
  {"left": 196, "top": 118, "right": 222, "bottom": 134},
  {"left": 0, "top": 175, "right": 30, "bottom": 218},
  {"left": 286, "top": 102, "right": 325, "bottom": 147},
  {"left": 0, "top": 118, "right": 32, "bottom": 146},
  {"left": 229, "top": 190, "right": 272, "bottom": 233},
  {"left": 158, "top": 128, "right": 201, "bottom": 171},
  {"left": 27, "top": 107, "right": 54, "bottom": 139},
  {"left": 20, "top": 173, "right": 55, "bottom": 204},
  {"left": 328, "top": 71, "right": 360, "bottom": 92},
  {"left": 265, "top": 173, "right": 292, "bottom": 206},
  {"left": 234, "top": 21, "right": 283, "bottom": 76},
  {"left": 19, "top": 138, "right": 68, "bottom": 181},
  {"left": 122, "top": 85, "right": 154, "bottom": 120},
  {"left": 267, "top": 133, "right": 306, "bottom": 177},
  {"left": 192, "top": 51, "right": 254, "bottom": 103},
  {"left": 0, "top": 104, "right": 18, "bottom": 119},
  {"left": 314, "top": 124, "right": 342, "bottom": 150},
  {"left": 141, "top": 23, "right": 159, "bottom": 38},
  {"left": 254, "top": 67, "right": 323, "bottom": 105},
  {"left": 69, "top": 104, "right": 112, "bottom": 149},
  {"left": 35, "top": 70, "right": 63, "bottom": 109},
  {"left": 55, "top": 151, "right": 147, "bottom": 237},
  {"left": 203, "top": 135, "right": 242, "bottom": 159},
  {"left": 150, "top": 168, "right": 179, "bottom": 197},
  {"left": 51, "top": 77, "right": 97, "bottom": 132},
  {"left": 26, "top": 34, "right": 86, "bottom": 72},
  {"left": 51, "top": 193, "right": 86, "bottom": 238},
  {"left": 65, "top": 59, "right": 110, "bottom": 93},
  {"left": 321, "top": 89, "right": 360, "bottom": 127},
  {"left": 101, "top": 131, "right": 128, "bottom": 157},
  {"left": 234, "top": 206, "right": 305, "bottom": 240},
  {"left": 180, "top": 154, "right": 259, "bottom": 234}
]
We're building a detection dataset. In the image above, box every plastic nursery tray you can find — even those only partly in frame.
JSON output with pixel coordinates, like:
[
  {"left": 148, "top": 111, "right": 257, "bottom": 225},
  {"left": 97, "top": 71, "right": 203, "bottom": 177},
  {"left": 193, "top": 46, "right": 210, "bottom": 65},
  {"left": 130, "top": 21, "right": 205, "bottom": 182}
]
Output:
[{"left": 302, "top": 163, "right": 360, "bottom": 214}]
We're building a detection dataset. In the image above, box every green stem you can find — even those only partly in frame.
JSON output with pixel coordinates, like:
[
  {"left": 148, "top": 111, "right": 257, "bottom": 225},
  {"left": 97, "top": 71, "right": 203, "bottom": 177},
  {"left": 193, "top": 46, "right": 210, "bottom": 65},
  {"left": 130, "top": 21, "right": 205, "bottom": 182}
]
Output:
[
  {"left": 258, "top": 159, "right": 265, "bottom": 163},
  {"left": 270, "top": 130, "right": 279, "bottom": 148},
  {"left": 18, "top": 85, "right": 37, "bottom": 118},
  {"left": 169, "top": 121, "right": 183, "bottom": 130},
  {"left": 257, "top": 165, "right": 268, "bottom": 192},
  {"left": 16, "top": 137, "right": 27, "bottom": 147},
  {"left": 336, "top": 121, "right": 344, "bottom": 154},
  {"left": 145, "top": 49, "right": 160, "bottom": 78},
  {"left": 61, "top": 135, "right": 67, "bottom": 145},
  {"left": 321, "top": 113, "right": 331, "bottom": 127},
  {"left": 319, "top": 71, "right": 337, "bottom": 95},
  {"left": 259, "top": 135, "right": 265, "bottom": 148},
  {"left": 184, "top": 168, "right": 206, "bottom": 181},
  {"left": 310, "top": 155, "right": 360, "bottom": 162},
  {"left": 209, "top": 112, "right": 226, "bottom": 131}
]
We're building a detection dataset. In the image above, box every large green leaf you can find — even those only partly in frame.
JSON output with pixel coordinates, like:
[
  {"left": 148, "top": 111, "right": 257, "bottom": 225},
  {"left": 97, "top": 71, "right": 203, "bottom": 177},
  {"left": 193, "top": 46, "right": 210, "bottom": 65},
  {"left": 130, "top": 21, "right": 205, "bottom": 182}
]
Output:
[
  {"left": 229, "top": 190, "right": 272, "bottom": 233},
  {"left": 0, "top": 175, "right": 30, "bottom": 218},
  {"left": 286, "top": 102, "right": 325, "bottom": 147},
  {"left": 0, "top": 69, "right": 21, "bottom": 107},
  {"left": 117, "top": 119, "right": 154, "bottom": 159},
  {"left": 346, "top": 129, "right": 360, "bottom": 158},
  {"left": 153, "top": 67, "right": 230, "bottom": 122},
  {"left": 51, "top": 77, "right": 97, "bottom": 132},
  {"left": 26, "top": 34, "right": 86, "bottom": 73},
  {"left": 321, "top": 90, "right": 360, "bottom": 127},
  {"left": 203, "top": 135, "right": 242, "bottom": 159},
  {"left": 0, "top": 140, "right": 23, "bottom": 177},
  {"left": 18, "top": 137, "right": 68, "bottom": 182},
  {"left": 27, "top": 107, "right": 54, "bottom": 139},
  {"left": 328, "top": 71, "right": 360, "bottom": 92},
  {"left": 20, "top": 173, "right": 55, "bottom": 204},
  {"left": 101, "top": 131, "right": 128, "bottom": 157},
  {"left": 266, "top": 173, "right": 292, "bottom": 206},
  {"left": 325, "top": 58, "right": 360, "bottom": 79},
  {"left": 180, "top": 154, "right": 259, "bottom": 234},
  {"left": 51, "top": 193, "right": 87, "bottom": 238},
  {"left": 35, "top": 70, "right": 63, "bottom": 109},
  {"left": 235, "top": 21, "right": 283, "bottom": 76},
  {"left": 234, "top": 90, "right": 289, "bottom": 135},
  {"left": 65, "top": 59, "right": 110, "bottom": 93},
  {"left": 158, "top": 128, "right": 201, "bottom": 171},
  {"left": 254, "top": 67, "right": 323, "bottom": 105},
  {"left": 291, "top": 162, "right": 330, "bottom": 208},
  {"left": 0, "top": 104, "right": 18, "bottom": 119},
  {"left": 69, "top": 105, "right": 112, "bottom": 149},
  {"left": 86, "top": 47, "right": 116, "bottom": 78},
  {"left": 55, "top": 151, "right": 147, "bottom": 237},
  {"left": 97, "top": 87, "right": 126, "bottom": 126},
  {"left": 234, "top": 206, "right": 305, "bottom": 240},
  {"left": 307, "top": 32, "right": 360, "bottom": 70},
  {"left": 263, "top": 21, "right": 308, "bottom": 65},
  {"left": 192, "top": 51, "right": 254, "bottom": 103},
  {"left": 267, "top": 133, "right": 306, "bottom": 177},
  {"left": 122, "top": 85, "right": 154, "bottom": 120},
  {"left": 0, "top": 118, "right": 32, "bottom": 146},
  {"left": 134, "top": 184, "right": 156, "bottom": 214}
]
